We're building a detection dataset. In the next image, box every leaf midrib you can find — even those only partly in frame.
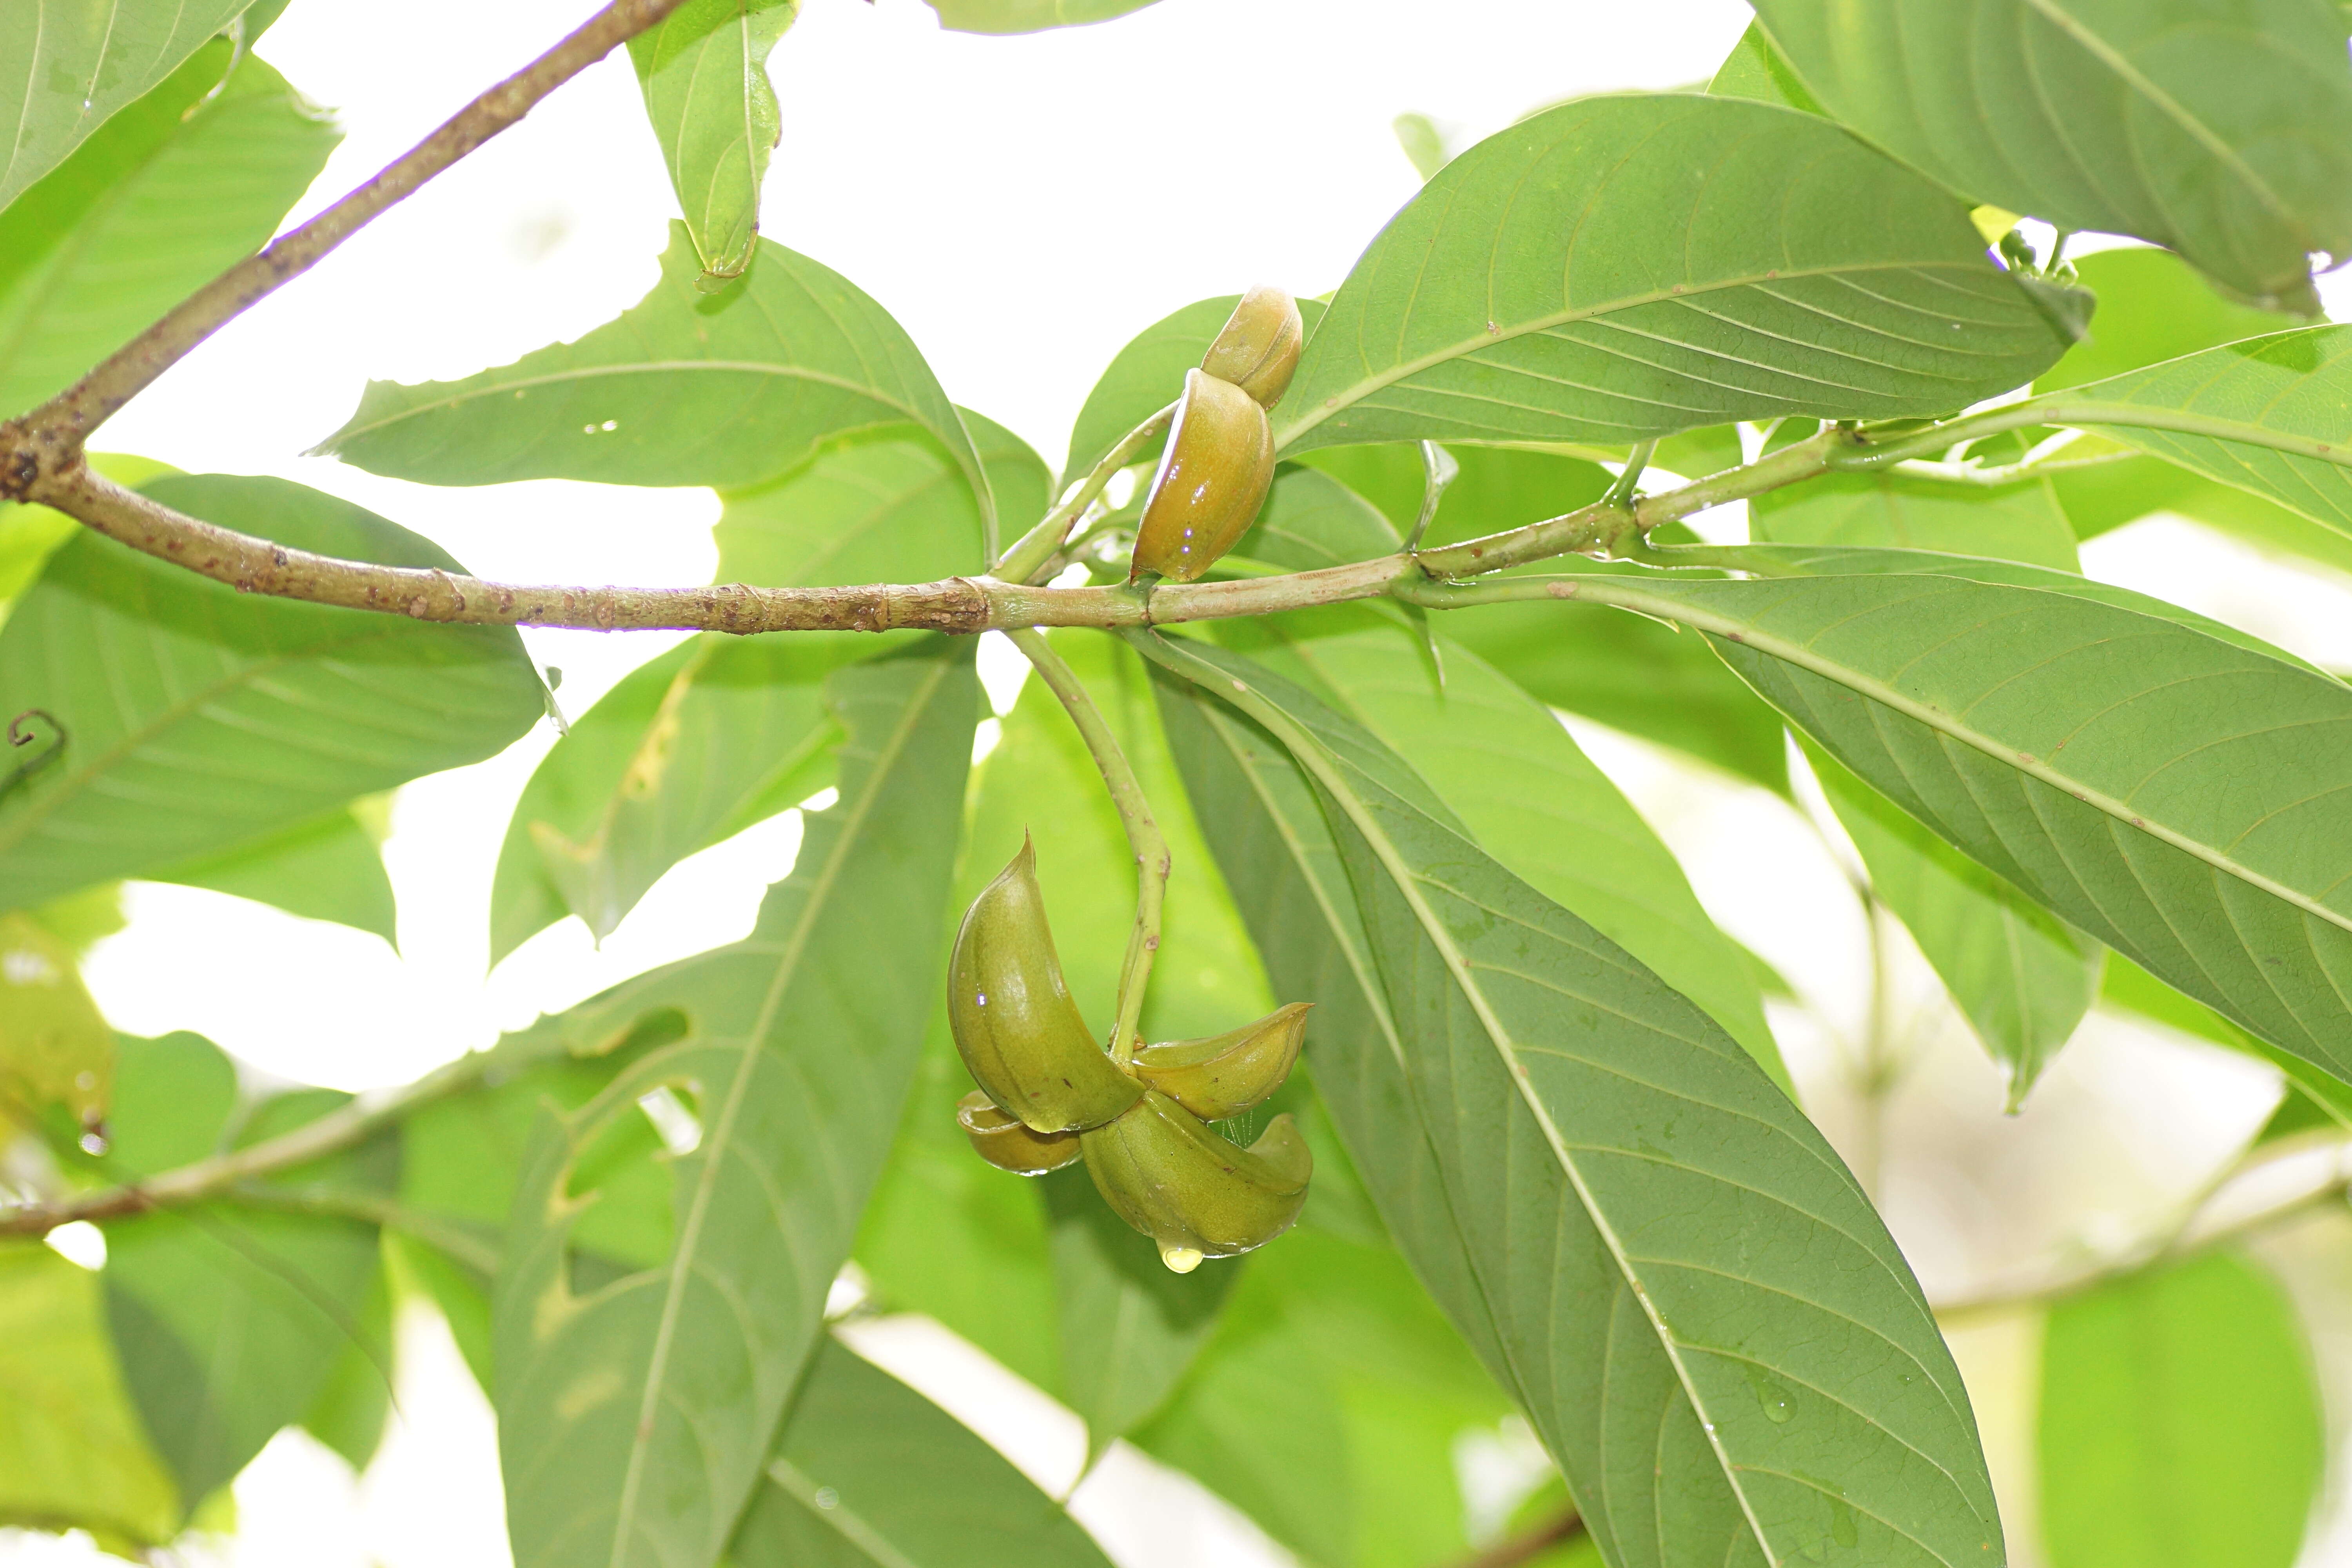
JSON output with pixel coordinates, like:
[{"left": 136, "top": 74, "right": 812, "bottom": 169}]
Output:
[
  {"left": 1274, "top": 258, "right": 2006, "bottom": 450},
  {"left": 1589, "top": 575, "right": 2352, "bottom": 940},
  {"left": 607, "top": 655, "right": 954, "bottom": 1568},
  {"left": 1144, "top": 635, "right": 1773, "bottom": 1555}
]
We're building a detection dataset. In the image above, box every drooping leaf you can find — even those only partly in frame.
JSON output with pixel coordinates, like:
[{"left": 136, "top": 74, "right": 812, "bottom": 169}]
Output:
[
  {"left": 147, "top": 803, "right": 397, "bottom": 946},
  {"left": 2038, "top": 1250, "right": 2322, "bottom": 1568},
  {"left": 1751, "top": 470, "right": 2081, "bottom": 570},
  {"left": 1144, "top": 632, "right": 2003, "bottom": 1568},
  {"left": 319, "top": 229, "right": 994, "bottom": 545},
  {"left": 922, "top": 0, "right": 1158, "bottom": 33},
  {"left": 1066, "top": 295, "right": 1327, "bottom": 485},
  {"left": 1808, "top": 744, "right": 2100, "bottom": 1107},
  {"left": 1132, "top": 1230, "right": 1517, "bottom": 1568},
  {"left": 1749, "top": 0, "right": 2352, "bottom": 310},
  {"left": 0, "top": 909, "right": 112, "bottom": 1132},
  {"left": 0, "top": 0, "right": 252, "bottom": 213},
  {"left": 0, "top": 1241, "right": 180, "bottom": 1545},
  {"left": 1223, "top": 622, "right": 1790, "bottom": 1093},
  {"left": 0, "top": 474, "right": 543, "bottom": 911},
  {"left": 100, "top": 1038, "right": 394, "bottom": 1514},
  {"left": 2029, "top": 325, "right": 2352, "bottom": 537},
  {"left": 298, "top": 1265, "right": 394, "bottom": 1475},
  {"left": 1274, "top": 92, "right": 2084, "bottom": 455},
  {"left": 628, "top": 0, "right": 800, "bottom": 288},
  {"left": 492, "top": 644, "right": 975, "bottom": 1568},
  {"left": 1559, "top": 561, "right": 2352, "bottom": 1093},
  {"left": 732, "top": 1336, "right": 1113, "bottom": 1568},
  {"left": 0, "top": 40, "right": 336, "bottom": 417},
  {"left": 1706, "top": 21, "right": 1823, "bottom": 114}
]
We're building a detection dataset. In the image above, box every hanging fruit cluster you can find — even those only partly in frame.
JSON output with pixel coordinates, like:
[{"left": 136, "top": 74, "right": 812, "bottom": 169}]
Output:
[
  {"left": 948, "top": 840, "right": 1314, "bottom": 1273},
  {"left": 1129, "top": 287, "right": 1303, "bottom": 583}
]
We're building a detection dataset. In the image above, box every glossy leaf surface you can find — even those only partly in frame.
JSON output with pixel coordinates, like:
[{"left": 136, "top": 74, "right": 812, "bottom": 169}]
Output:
[
  {"left": 629, "top": 0, "right": 799, "bottom": 286},
  {"left": 1750, "top": 0, "right": 2352, "bottom": 308},
  {"left": 0, "top": 475, "right": 542, "bottom": 910},
  {"left": 1147, "top": 633, "right": 2002, "bottom": 1568},
  {"left": 0, "top": 42, "right": 334, "bottom": 419},
  {"left": 0, "top": 0, "right": 251, "bottom": 212},
  {"left": 493, "top": 646, "right": 974, "bottom": 1568},
  {"left": 732, "top": 1336, "right": 1112, "bottom": 1567},
  {"left": 1276, "top": 93, "right": 2081, "bottom": 455},
  {"left": 321, "top": 229, "right": 992, "bottom": 541},
  {"left": 2038, "top": 1250, "right": 2321, "bottom": 1568}
]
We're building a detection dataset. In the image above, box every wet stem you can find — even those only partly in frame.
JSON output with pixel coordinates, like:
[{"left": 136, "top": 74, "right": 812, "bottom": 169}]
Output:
[{"left": 1003, "top": 628, "right": 1167, "bottom": 1067}]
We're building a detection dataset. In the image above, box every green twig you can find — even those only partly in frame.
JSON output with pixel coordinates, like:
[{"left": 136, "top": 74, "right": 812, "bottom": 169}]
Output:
[
  {"left": 993, "top": 403, "right": 1177, "bottom": 586},
  {"left": 1403, "top": 439, "right": 1461, "bottom": 551},
  {"left": 0, "top": 1048, "right": 504, "bottom": 1238},
  {"left": 223, "top": 1184, "right": 505, "bottom": 1274},
  {"left": 1004, "top": 628, "right": 1168, "bottom": 1065},
  {"left": 1601, "top": 437, "right": 1657, "bottom": 511}
]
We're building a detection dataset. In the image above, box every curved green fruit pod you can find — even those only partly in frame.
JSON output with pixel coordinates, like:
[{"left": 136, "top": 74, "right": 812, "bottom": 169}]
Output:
[
  {"left": 1200, "top": 286, "right": 1304, "bottom": 410},
  {"left": 948, "top": 837, "right": 1144, "bottom": 1133},
  {"left": 1130, "top": 368, "right": 1274, "bottom": 583},
  {"left": 956, "top": 1090, "right": 1083, "bottom": 1175},
  {"left": 1079, "top": 1090, "right": 1312, "bottom": 1272},
  {"left": 1130, "top": 1001, "right": 1310, "bottom": 1120}
]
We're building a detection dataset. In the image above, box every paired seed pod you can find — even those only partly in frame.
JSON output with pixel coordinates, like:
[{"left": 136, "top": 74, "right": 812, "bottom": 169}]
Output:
[
  {"left": 958, "top": 1090, "right": 1083, "bottom": 1175},
  {"left": 1081, "top": 1091, "right": 1313, "bottom": 1273},
  {"left": 947, "top": 839, "right": 1143, "bottom": 1134},
  {"left": 1129, "top": 287, "right": 1300, "bottom": 583},
  {"left": 1130, "top": 1002, "right": 1310, "bottom": 1121}
]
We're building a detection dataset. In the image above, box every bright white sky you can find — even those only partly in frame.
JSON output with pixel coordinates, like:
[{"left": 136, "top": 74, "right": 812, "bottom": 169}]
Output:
[{"left": 25, "top": 2, "right": 2352, "bottom": 1565}]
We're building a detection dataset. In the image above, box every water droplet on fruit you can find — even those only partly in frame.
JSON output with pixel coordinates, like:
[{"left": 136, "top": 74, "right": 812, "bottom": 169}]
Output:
[{"left": 1159, "top": 1243, "right": 1204, "bottom": 1274}]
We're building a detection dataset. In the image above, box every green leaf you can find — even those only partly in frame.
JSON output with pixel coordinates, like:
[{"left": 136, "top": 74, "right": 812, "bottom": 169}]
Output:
[
  {"left": 0, "top": 474, "right": 542, "bottom": 911},
  {"left": 628, "top": 0, "right": 799, "bottom": 289},
  {"left": 0, "top": 1241, "right": 180, "bottom": 1545},
  {"left": 1065, "top": 295, "right": 1328, "bottom": 485},
  {"left": 0, "top": 0, "right": 253, "bottom": 214},
  {"left": 2101, "top": 955, "right": 2352, "bottom": 1129},
  {"left": 1707, "top": 22, "right": 1824, "bottom": 114},
  {"left": 1144, "top": 632, "right": 2002, "bottom": 1568},
  {"left": 147, "top": 803, "right": 397, "bottom": 946},
  {"left": 922, "top": 0, "right": 1158, "bottom": 35},
  {"left": 1290, "top": 447, "right": 1793, "bottom": 790},
  {"left": 2030, "top": 325, "right": 2352, "bottom": 537},
  {"left": 719, "top": 410, "right": 1045, "bottom": 586},
  {"left": 2038, "top": 249, "right": 2303, "bottom": 396},
  {"left": 101, "top": 1038, "right": 393, "bottom": 1513},
  {"left": 492, "top": 644, "right": 975, "bottom": 1568},
  {"left": 1225, "top": 622, "right": 1791, "bottom": 1094},
  {"left": 1045, "top": 1171, "right": 1238, "bottom": 1467},
  {"left": 0, "top": 40, "right": 336, "bottom": 417},
  {"left": 319, "top": 229, "right": 994, "bottom": 545},
  {"left": 853, "top": 1021, "right": 1065, "bottom": 1394},
  {"left": 1752, "top": 470, "right": 2081, "bottom": 570},
  {"left": 0, "top": 909, "right": 113, "bottom": 1132},
  {"left": 1274, "top": 93, "right": 2083, "bottom": 456},
  {"left": 1132, "top": 1230, "right": 1516, "bottom": 1568},
  {"left": 500, "top": 638, "right": 841, "bottom": 954},
  {"left": 2038, "top": 1250, "right": 2321, "bottom": 1568},
  {"left": 1569, "top": 562, "right": 2352, "bottom": 1094},
  {"left": 1808, "top": 744, "right": 2100, "bottom": 1107},
  {"left": 733, "top": 1336, "right": 1112, "bottom": 1567},
  {"left": 1749, "top": 0, "right": 2352, "bottom": 310},
  {"left": 298, "top": 1264, "right": 394, "bottom": 1474}
]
